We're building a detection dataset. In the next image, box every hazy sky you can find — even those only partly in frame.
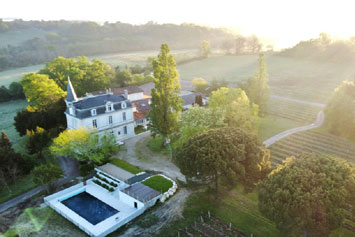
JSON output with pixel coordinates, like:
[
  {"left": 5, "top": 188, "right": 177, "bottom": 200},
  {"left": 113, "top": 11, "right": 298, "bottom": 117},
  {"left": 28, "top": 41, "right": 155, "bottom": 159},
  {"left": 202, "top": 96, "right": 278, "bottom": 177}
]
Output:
[{"left": 2, "top": 0, "right": 355, "bottom": 48}]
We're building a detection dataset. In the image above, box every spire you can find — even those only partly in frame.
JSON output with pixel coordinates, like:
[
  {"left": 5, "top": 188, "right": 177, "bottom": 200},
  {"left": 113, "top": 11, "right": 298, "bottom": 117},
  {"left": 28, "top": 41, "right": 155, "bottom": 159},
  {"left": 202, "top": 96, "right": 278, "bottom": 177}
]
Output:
[{"left": 66, "top": 76, "right": 77, "bottom": 102}]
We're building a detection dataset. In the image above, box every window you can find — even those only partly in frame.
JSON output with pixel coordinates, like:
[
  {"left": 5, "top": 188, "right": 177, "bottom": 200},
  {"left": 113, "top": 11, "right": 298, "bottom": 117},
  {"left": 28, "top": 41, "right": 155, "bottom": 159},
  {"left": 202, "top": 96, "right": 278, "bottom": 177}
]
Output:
[
  {"left": 122, "top": 101, "right": 126, "bottom": 109},
  {"left": 123, "top": 126, "right": 127, "bottom": 135},
  {"left": 123, "top": 112, "right": 126, "bottom": 121},
  {"left": 134, "top": 202, "right": 137, "bottom": 208},
  {"left": 69, "top": 107, "right": 75, "bottom": 115},
  {"left": 118, "top": 131, "right": 121, "bottom": 135},
  {"left": 110, "top": 130, "right": 114, "bottom": 135},
  {"left": 91, "top": 109, "right": 96, "bottom": 116},
  {"left": 109, "top": 115, "right": 113, "bottom": 124},
  {"left": 92, "top": 119, "right": 97, "bottom": 128},
  {"left": 106, "top": 102, "right": 114, "bottom": 112}
]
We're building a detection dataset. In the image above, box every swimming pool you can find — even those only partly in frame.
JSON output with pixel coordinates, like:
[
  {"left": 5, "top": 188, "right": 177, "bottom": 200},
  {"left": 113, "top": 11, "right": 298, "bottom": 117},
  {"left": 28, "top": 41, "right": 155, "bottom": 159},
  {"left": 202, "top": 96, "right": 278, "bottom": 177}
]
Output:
[{"left": 61, "top": 192, "right": 119, "bottom": 225}]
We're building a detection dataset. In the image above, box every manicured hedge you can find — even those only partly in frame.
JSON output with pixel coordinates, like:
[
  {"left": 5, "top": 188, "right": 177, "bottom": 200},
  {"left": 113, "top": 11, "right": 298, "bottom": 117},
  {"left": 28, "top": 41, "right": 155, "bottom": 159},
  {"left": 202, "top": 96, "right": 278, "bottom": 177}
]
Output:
[
  {"left": 110, "top": 159, "right": 142, "bottom": 174},
  {"left": 141, "top": 175, "right": 173, "bottom": 193}
]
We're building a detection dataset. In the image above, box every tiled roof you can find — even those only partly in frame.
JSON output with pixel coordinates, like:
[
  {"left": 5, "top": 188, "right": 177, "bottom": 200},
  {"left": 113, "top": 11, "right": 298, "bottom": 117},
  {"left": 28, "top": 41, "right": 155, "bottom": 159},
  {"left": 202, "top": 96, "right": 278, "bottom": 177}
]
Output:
[
  {"left": 134, "top": 112, "right": 147, "bottom": 121},
  {"left": 132, "top": 98, "right": 150, "bottom": 113}
]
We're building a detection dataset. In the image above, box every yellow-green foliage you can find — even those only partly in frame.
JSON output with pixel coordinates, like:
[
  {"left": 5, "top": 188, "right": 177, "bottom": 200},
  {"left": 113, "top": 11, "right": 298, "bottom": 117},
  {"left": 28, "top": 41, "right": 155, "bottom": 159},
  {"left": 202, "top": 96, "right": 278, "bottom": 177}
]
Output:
[{"left": 21, "top": 73, "right": 65, "bottom": 111}]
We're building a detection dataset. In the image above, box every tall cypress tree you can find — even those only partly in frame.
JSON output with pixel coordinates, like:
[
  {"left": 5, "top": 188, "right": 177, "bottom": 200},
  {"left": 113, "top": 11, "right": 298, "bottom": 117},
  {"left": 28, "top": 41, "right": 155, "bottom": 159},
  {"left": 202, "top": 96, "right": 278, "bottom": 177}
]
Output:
[{"left": 148, "top": 44, "right": 183, "bottom": 141}]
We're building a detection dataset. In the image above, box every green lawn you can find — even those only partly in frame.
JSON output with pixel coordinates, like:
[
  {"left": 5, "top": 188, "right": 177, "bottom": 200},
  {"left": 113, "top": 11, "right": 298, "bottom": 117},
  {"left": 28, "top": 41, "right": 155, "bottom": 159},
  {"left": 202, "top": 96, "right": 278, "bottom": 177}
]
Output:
[
  {"left": 0, "top": 100, "right": 28, "bottom": 153},
  {"left": 110, "top": 159, "right": 142, "bottom": 174},
  {"left": 147, "top": 136, "right": 171, "bottom": 155},
  {"left": 258, "top": 115, "right": 304, "bottom": 142},
  {"left": 0, "top": 64, "right": 44, "bottom": 86},
  {"left": 0, "top": 174, "right": 38, "bottom": 204},
  {"left": 141, "top": 175, "right": 173, "bottom": 193}
]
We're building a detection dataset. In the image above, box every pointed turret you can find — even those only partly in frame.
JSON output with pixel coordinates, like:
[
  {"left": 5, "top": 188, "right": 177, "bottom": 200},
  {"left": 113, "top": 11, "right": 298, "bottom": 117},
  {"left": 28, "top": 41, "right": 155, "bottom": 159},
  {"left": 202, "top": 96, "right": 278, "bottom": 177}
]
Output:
[{"left": 66, "top": 76, "right": 77, "bottom": 102}]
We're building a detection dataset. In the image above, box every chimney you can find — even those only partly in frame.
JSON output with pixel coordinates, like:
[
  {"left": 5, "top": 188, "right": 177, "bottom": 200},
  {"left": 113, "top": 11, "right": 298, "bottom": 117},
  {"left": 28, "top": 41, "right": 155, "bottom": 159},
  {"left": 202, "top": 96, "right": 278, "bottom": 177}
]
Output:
[{"left": 124, "top": 89, "right": 128, "bottom": 99}]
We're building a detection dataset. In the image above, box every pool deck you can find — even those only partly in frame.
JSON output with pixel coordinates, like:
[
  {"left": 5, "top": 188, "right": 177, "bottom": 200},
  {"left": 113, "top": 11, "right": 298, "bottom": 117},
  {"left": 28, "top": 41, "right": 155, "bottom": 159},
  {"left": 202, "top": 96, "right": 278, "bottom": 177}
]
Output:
[{"left": 44, "top": 179, "right": 148, "bottom": 237}]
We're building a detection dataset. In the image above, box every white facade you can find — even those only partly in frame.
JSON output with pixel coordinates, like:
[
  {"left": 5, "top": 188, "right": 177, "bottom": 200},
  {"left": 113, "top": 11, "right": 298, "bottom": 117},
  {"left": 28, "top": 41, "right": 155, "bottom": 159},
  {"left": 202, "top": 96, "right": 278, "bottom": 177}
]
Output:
[
  {"left": 66, "top": 107, "right": 135, "bottom": 142},
  {"left": 65, "top": 78, "right": 136, "bottom": 143},
  {"left": 127, "top": 92, "right": 144, "bottom": 101}
]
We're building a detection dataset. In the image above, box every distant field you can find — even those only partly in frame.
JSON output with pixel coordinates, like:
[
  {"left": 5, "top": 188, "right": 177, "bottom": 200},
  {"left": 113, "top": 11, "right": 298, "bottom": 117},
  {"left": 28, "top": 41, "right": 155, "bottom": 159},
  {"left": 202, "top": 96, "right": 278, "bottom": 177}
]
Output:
[
  {"left": 178, "top": 54, "right": 355, "bottom": 103},
  {"left": 0, "top": 100, "right": 28, "bottom": 152},
  {"left": 0, "top": 49, "right": 197, "bottom": 87}
]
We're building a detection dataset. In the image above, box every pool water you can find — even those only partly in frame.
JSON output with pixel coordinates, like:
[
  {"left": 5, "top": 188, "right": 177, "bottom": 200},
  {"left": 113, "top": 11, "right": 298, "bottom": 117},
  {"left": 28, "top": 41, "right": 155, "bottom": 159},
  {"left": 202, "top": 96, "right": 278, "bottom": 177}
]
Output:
[{"left": 61, "top": 192, "right": 119, "bottom": 225}]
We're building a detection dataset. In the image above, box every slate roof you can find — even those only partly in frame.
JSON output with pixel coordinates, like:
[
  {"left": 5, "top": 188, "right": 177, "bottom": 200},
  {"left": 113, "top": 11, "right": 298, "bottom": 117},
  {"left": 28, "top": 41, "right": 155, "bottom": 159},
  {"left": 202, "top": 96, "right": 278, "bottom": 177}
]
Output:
[
  {"left": 66, "top": 77, "right": 77, "bottom": 102},
  {"left": 180, "top": 92, "right": 204, "bottom": 106},
  {"left": 123, "top": 183, "right": 160, "bottom": 203},
  {"left": 97, "top": 163, "right": 135, "bottom": 182},
  {"left": 73, "top": 94, "right": 126, "bottom": 110},
  {"left": 126, "top": 173, "right": 152, "bottom": 185}
]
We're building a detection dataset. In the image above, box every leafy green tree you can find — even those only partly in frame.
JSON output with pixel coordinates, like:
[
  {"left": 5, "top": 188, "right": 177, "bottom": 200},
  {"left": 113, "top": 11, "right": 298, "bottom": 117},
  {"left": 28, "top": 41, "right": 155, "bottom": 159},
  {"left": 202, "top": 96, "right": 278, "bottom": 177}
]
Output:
[
  {"left": 258, "top": 153, "right": 355, "bottom": 236},
  {"left": 39, "top": 56, "right": 114, "bottom": 96},
  {"left": 173, "top": 106, "right": 226, "bottom": 149},
  {"left": 325, "top": 81, "right": 355, "bottom": 141},
  {"left": 207, "top": 78, "right": 228, "bottom": 94},
  {"left": 148, "top": 44, "right": 183, "bottom": 141},
  {"left": 114, "top": 69, "right": 132, "bottom": 87},
  {"left": 0, "top": 130, "right": 32, "bottom": 183},
  {"left": 8, "top": 82, "right": 25, "bottom": 99},
  {"left": 32, "top": 164, "right": 63, "bottom": 193},
  {"left": 239, "top": 53, "right": 269, "bottom": 115},
  {"left": 176, "top": 127, "right": 270, "bottom": 197},
  {"left": 21, "top": 73, "right": 66, "bottom": 111},
  {"left": 192, "top": 77, "right": 208, "bottom": 93},
  {"left": 208, "top": 87, "right": 259, "bottom": 133},
  {"left": 0, "top": 86, "right": 10, "bottom": 102},
  {"left": 14, "top": 98, "right": 66, "bottom": 136},
  {"left": 200, "top": 40, "right": 211, "bottom": 58},
  {"left": 50, "top": 127, "right": 118, "bottom": 164},
  {"left": 26, "top": 127, "right": 51, "bottom": 160}
]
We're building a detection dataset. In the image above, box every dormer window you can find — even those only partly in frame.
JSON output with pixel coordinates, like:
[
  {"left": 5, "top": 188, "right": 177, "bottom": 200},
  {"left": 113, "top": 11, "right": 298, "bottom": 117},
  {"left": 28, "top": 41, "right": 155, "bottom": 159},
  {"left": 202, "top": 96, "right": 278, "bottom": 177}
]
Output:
[
  {"left": 122, "top": 102, "right": 127, "bottom": 109},
  {"left": 69, "top": 107, "right": 75, "bottom": 115},
  {"left": 106, "top": 102, "right": 114, "bottom": 112},
  {"left": 91, "top": 109, "right": 97, "bottom": 116}
]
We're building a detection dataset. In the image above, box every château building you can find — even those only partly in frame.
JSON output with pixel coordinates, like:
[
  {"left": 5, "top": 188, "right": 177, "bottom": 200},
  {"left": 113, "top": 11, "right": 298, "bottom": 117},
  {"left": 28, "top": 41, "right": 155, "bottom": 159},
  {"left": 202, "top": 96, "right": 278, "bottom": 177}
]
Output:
[{"left": 64, "top": 78, "right": 135, "bottom": 142}]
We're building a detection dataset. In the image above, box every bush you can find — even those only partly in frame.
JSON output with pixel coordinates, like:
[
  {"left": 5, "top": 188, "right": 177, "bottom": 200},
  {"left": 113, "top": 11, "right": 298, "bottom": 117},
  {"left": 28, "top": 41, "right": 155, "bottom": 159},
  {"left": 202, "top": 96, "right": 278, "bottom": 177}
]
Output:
[
  {"left": 110, "top": 159, "right": 142, "bottom": 174},
  {"left": 142, "top": 175, "right": 173, "bottom": 193}
]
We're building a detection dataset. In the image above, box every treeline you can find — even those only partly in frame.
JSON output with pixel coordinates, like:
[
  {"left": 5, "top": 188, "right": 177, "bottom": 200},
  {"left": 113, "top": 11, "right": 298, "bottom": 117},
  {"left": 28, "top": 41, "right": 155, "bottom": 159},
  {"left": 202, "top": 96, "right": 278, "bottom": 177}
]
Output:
[
  {"left": 279, "top": 33, "right": 355, "bottom": 63},
  {"left": 0, "top": 82, "right": 25, "bottom": 102},
  {"left": 0, "top": 19, "right": 236, "bottom": 71}
]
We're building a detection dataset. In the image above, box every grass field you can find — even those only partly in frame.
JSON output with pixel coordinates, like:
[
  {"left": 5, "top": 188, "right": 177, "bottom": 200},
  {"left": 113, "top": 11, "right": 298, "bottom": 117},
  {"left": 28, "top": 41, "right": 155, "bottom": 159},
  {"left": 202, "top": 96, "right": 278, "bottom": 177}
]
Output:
[
  {"left": 178, "top": 54, "right": 355, "bottom": 103},
  {"left": 141, "top": 175, "right": 173, "bottom": 193},
  {"left": 0, "top": 100, "right": 28, "bottom": 152}
]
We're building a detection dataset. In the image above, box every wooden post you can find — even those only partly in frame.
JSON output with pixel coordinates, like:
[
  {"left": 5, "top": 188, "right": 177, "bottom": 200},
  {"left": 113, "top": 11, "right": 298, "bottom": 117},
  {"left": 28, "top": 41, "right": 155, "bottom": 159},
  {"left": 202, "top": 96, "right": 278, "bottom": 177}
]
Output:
[
  {"left": 201, "top": 216, "right": 204, "bottom": 223},
  {"left": 229, "top": 222, "right": 232, "bottom": 229},
  {"left": 208, "top": 210, "right": 211, "bottom": 218}
]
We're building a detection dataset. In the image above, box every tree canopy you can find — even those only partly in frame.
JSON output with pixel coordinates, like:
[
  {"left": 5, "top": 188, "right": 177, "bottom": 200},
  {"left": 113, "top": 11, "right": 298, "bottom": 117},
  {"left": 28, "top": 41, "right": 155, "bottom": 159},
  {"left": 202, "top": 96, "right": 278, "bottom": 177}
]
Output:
[
  {"left": 148, "top": 44, "right": 183, "bottom": 139},
  {"left": 258, "top": 153, "right": 355, "bottom": 236},
  {"left": 39, "top": 56, "right": 114, "bottom": 97},
  {"left": 239, "top": 53, "right": 269, "bottom": 115},
  {"left": 50, "top": 127, "right": 118, "bottom": 164},
  {"left": 21, "top": 73, "right": 66, "bottom": 111},
  {"left": 175, "top": 127, "right": 271, "bottom": 195},
  {"left": 324, "top": 80, "right": 355, "bottom": 141},
  {"left": 200, "top": 40, "right": 211, "bottom": 58},
  {"left": 208, "top": 87, "right": 259, "bottom": 133},
  {"left": 192, "top": 77, "right": 208, "bottom": 93},
  {"left": 32, "top": 164, "right": 63, "bottom": 193}
]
